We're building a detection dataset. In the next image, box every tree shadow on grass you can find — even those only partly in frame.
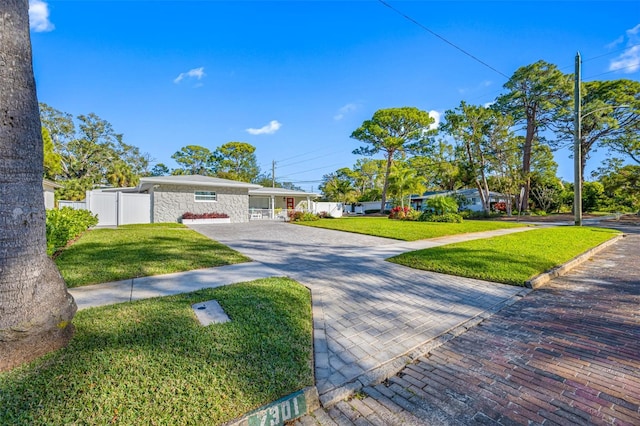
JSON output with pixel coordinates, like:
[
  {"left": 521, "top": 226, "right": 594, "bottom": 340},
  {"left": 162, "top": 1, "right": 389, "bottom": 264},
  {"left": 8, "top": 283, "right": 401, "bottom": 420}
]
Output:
[
  {"left": 56, "top": 234, "right": 250, "bottom": 287},
  {"left": 0, "top": 279, "right": 313, "bottom": 425}
]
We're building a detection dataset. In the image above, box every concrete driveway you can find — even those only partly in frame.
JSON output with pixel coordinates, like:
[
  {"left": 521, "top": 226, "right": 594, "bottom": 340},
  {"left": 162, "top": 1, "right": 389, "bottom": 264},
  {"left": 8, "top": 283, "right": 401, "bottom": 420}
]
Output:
[{"left": 190, "top": 221, "right": 532, "bottom": 405}]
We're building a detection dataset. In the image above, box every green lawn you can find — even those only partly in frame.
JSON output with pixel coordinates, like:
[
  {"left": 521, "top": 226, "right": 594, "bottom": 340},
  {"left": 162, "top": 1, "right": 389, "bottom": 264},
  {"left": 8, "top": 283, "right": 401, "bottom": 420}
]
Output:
[
  {"left": 0, "top": 278, "right": 313, "bottom": 425},
  {"left": 297, "top": 217, "right": 527, "bottom": 241},
  {"left": 55, "top": 223, "right": 250, "bottom": 287},
  {"left": 389, "top": 226, "right": 621, "bottom": 286}
]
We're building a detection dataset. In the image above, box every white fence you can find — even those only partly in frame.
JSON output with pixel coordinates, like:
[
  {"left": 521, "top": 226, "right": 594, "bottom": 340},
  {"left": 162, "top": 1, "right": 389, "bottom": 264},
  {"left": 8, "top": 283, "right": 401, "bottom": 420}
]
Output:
[
  {"left": 59, "top": 191, "right": 151, "bottom": 227},
  {"left": 58, "top": 200, "right": 87, "bottom": 209},
  {"left": 311, "top": 202, "right": 343, "bottom": 218}
]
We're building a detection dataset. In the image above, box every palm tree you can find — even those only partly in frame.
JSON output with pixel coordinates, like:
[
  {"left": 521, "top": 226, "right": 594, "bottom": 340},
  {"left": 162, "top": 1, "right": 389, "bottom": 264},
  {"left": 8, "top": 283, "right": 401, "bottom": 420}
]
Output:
[
  {"left": 0, "top": 0, "right": 76, "bottom": 371},
  {"left": 388, "top": 164, "right": 426, "bottom": 209}
]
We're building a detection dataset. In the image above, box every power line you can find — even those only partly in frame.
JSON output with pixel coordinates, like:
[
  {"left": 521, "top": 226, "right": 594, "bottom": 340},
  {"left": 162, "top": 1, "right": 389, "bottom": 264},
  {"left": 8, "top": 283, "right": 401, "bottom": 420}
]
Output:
[
  {"left": 377, "top": 0, "right": 509, "bottom": 79},
  {"left": 584, "top": 62, "right": 640, "bottom": 80},
  {"left": 582, "top": 43, "right": 640, "bottom": 64},
  {"left": 277, "top": 147, "right": 328, "bottom": 164},
  {"left": 278, "top": 162, "right": 348, "bottom": 179},
  {"left": 277, "top": 152, "right": 337, "bottom": 169}
]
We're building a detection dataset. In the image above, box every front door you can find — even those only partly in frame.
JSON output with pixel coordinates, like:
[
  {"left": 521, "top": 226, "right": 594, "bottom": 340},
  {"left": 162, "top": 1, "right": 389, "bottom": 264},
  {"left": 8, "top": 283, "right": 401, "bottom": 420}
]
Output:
[{"left": 286, "top": 197, "right": 295, "bottom": 209}]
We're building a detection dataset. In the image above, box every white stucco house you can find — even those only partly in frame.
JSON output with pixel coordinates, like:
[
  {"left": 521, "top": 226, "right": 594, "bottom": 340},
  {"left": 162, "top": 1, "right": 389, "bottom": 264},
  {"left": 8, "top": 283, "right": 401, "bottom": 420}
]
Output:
[
  {"left": 70, "top": 175, "right": 322, "bottom": 226},
  {"left": 410, "top": 189, "right": 509, "bottom": 212},
  {"left": 131, "top": 175, "right": 262, "bottom": 223},
  {"left": 43, "top": 179, "right": 61, "bottom": 209}
]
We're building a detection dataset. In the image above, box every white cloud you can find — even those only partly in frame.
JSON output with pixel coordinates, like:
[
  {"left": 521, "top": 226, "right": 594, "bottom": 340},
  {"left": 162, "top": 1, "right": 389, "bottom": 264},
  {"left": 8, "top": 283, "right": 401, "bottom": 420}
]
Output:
[
  {"left": 428, "top": 110, "right": 441, "bottom": 130},
  {"left": 29, "top": 0, "right": 54, "bottom": 32},
  {"left": 609, "top": 24, "right": 640, "bottom": 73},
  {"left": 174, "top": 67, "right": 206, "bottom": 84},
  {"left": 246, "top": 120, "right": 282, "bottom": 135},
  {"left": 606, "top": 35, "right": 624, "bottom": 49},
  {"left": 333, "top": 103, "right": 360, "bottom": 121}
]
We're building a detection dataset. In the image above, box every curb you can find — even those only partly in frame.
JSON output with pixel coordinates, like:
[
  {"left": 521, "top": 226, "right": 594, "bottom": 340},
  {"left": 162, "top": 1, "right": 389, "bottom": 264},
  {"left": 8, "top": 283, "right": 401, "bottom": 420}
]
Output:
[
  {"left": 318, "top": 287, "right": 531, "bottom": 408},
  {"left": 525, "top": 233, "right": 625, "bottom": 289},
  {"left": 225, "top": 386, "right": 320, "bottom": 426}
]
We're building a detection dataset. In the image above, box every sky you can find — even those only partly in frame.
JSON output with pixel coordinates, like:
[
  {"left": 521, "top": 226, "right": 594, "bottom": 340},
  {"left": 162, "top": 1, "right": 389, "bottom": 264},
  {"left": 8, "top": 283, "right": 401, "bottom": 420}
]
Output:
[{"left": 28, "top": 0, "right": 640, "bottom": 192}]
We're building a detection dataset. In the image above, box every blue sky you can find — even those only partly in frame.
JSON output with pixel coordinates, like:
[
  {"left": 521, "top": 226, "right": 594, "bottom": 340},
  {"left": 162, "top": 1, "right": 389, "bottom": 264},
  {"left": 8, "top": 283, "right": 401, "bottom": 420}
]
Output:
[{"left": 29, "top": 1, "right": 640, "bottom": 191}]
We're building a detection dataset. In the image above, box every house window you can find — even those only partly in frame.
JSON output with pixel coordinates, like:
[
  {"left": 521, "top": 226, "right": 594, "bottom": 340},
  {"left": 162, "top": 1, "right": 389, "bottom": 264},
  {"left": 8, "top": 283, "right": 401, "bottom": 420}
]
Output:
[{"left": 194, "top": 191, "right": 217, "bottom": 202}]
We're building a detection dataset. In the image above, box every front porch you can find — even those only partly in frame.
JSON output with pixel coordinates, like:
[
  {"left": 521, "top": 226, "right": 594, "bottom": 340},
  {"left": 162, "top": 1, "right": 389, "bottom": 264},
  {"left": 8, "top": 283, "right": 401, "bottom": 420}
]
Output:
[{"left": 248, "top": 187, "right": 320, "bottom": 221}]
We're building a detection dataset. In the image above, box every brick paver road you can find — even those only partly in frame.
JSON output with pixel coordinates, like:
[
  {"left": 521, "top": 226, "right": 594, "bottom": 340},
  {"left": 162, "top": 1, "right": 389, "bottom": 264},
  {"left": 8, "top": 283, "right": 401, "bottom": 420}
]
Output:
[{"left": 298, "top": 231, "right": 640, "bottom": 425}]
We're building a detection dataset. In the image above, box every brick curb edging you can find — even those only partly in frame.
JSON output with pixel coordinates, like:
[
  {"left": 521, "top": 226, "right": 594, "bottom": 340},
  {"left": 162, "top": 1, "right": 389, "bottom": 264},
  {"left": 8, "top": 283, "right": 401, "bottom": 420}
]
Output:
[
  {"left": 317, "top": 287, "right": 532, "bottom": 408},
  {"left": 525, "top": 233, "right": 625, "bottom": 289}
]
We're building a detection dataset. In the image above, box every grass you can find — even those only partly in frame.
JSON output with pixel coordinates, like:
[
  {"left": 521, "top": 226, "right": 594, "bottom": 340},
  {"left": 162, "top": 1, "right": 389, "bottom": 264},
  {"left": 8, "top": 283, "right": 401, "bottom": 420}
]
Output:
[
  {"left": 0, "top": 278, "right": 313, "bottom": 425},
  {"left": 55, "top": 223, "right": 250, "bottom": 287},
  {"left": 297, "top": 217, "right": 527, "bottom": 241},
  {"left": 389, "top": 226, "right": 621, "bottom": 286}
]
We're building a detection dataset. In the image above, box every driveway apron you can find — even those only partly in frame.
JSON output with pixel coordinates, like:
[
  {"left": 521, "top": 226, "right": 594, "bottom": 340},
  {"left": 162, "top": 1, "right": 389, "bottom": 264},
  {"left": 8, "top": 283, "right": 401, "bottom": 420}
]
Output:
[{"left": 190, "top": 222, "right": 531, "bottom": 405}]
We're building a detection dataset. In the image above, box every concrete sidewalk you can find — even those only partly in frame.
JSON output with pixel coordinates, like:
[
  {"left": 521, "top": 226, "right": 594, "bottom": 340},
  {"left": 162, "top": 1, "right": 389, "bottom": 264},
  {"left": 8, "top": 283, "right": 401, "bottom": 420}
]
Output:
[{"left": 69, "top": 261, "right": 282, "bottom": 310}]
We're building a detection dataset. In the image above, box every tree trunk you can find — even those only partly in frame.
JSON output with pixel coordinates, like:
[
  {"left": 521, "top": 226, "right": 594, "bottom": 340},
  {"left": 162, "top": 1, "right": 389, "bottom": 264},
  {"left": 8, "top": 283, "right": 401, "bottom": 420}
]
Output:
[
  {"left": 520, "top": 110, "right": 536, "bottom": 212},
  {"left": 380, "top": 153, "right": 393, "bottom": 214},
  {"left": 0, "top": 0, "right": 76, "bottom": 371}
]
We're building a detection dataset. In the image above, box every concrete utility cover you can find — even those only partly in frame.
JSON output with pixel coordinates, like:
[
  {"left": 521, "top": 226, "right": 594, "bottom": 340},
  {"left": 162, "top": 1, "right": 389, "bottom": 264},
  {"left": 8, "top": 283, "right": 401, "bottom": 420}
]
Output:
[{"left": 192, "top": 300, "right": 230, "bottom": 326}]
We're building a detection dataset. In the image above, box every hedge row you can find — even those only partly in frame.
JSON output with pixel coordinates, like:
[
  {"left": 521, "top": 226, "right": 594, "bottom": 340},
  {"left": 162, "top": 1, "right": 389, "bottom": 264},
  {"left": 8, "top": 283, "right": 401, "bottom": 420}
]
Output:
[{"left": 46, "top": 207, "right": 98, "bottom": 256}]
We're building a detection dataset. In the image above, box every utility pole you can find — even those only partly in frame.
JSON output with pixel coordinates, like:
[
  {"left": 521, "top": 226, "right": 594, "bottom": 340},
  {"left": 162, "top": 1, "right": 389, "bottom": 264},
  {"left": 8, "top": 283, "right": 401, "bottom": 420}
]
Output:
[
  {"left": 271, "top": 160, "right": 276, "bottom": 188},
  {"left": 574, "top": 52, "right": 582, "bottom": 226}
]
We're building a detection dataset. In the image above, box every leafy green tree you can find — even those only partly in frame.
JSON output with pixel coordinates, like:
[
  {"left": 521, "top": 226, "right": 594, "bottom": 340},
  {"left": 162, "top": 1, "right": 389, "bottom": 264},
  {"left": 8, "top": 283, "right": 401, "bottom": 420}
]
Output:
[
  {"left": 409, "top": 140, "right": 463, "bottom": 191},
  {"left": 39, "top": 102, "right": 75, "bottom": 149},
  {"left": 388, "top": 163, "right": 425, "bottom": 208},
  {"left": 149, "top": 163, "right": 170, "bottom": 176},
  {"left": 582, "top": 181, "right": 605, "bottom": 212},
  {"left": 443, "top": 102, "right": 513, "bottom": 213},
  {"left": 1, "top": 0, "right": 76, "bottom": 370},
  {"left": 171, "top": 145, "right": 215, "bottom": 175},
  {"left": 425, "top": 196, "right": 459, "bottom": 215},
  {"left": 486, "top": 134, "right": 522, "bottom": 215},
  {"left": 496, "top": 60, "right": 572, "bottom": 210},
  {"left": 213, "top": 141, "right": 260, "bottom": 182},
  {"left": 106, "top": 162, "right": 139, "bottom": 187},
  {"left": 351, "top": 107, "right": 435, "bottom": 213},
  {"left": 253, "top": 174, "right": 302, "bottom": 190},
  {"left": 529, "top": 177, "right": 564, "bottom": 213},
  {"left": 42, "top": 127, "right": 62, "bottom": 179},
  {"left": 555, "top": 79, "right": 640, "bottom": 178},
  {"left": 39, "top": 107, "right": 150, "bottom": 199},
  {"left": 352, "top": 158, "right": 385, "bottom": 200},
  {"left": 595, "top": 160, "right": 640, "bottom": 212},
  {"left": 320, "top": 168, "right": 358, "bottom": 204}
]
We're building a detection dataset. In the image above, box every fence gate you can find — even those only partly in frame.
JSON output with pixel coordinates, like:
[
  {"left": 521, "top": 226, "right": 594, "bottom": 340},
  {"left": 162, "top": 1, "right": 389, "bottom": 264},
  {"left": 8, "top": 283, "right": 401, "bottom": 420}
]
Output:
[{"left": 79, "top": 191, "right": 150, "bottom": 226}]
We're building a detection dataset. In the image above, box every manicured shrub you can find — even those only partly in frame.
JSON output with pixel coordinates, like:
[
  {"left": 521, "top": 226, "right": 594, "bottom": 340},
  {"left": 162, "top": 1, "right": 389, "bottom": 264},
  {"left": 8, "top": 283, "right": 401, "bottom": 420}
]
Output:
[
  {"left": 182, "top": 212, "right": 230, "bottom": 219},
  {"left": 418, "top": 212, "right": 464, "bottom": 223},
  {"left": 493, "top": 202, "right": 507, "bottom": 212},
  {"left": 288, "top": 211, "right": 319, "bottom": 222},
  {"left": 424, "top": 196, "right": 459, "bottom": 215},
  {"left": 46, "top": 207, "right": 98, "bottom": 256},
  {"left": 389, "top": 206, "right": 418, "bottom": 220}
]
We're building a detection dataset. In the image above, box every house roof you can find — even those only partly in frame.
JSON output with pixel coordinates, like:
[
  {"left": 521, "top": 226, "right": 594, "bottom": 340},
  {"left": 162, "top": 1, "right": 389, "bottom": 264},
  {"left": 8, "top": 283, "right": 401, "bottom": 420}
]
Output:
[
  {"left": 249, "top": 187, "right": 320, "bottom": 198},
  {"left": 410, "top": 189, "right": 506, "bottom": 200},
  {"left": 138, "top": 175, "right": 262, "bottom": 191},
  {"left": 42, "top": 179, "right": 62, "bottom": 190}
]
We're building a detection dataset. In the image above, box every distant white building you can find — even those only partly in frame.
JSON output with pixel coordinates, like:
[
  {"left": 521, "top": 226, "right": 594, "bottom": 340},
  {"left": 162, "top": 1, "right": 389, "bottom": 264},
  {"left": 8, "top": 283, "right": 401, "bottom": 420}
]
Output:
[
  {"left": 43, "top": 179, "right": 61, "bottom": 209},
  {"left": 410, "top": 189, "right": 509, "bottom": 212}
]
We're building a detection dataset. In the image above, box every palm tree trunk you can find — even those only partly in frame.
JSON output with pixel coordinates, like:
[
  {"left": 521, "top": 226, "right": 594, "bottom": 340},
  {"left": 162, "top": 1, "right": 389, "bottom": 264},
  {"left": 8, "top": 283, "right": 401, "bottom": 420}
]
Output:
[{"left": 0, "top": 0, "right": 76, "bottom": 371}]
